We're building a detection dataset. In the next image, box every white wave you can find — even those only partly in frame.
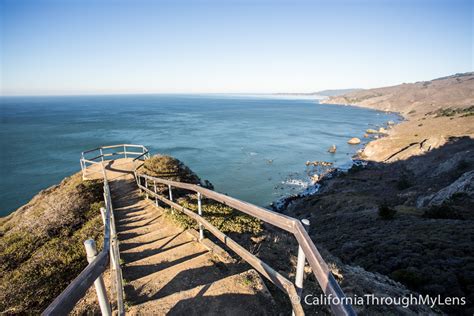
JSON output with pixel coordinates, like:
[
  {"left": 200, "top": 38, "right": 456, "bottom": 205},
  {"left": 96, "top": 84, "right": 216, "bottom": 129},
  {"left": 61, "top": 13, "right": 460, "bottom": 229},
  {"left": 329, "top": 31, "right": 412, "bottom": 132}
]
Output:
[{"left": 282, "top": 179, "right": 310, "bottom": 188}]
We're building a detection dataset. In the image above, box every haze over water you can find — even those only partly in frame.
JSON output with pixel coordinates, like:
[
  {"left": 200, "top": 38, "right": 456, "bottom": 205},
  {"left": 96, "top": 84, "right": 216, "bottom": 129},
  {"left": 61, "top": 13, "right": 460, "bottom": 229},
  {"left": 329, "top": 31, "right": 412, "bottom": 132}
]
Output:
[{"left": 0, "top": 94, "right": 399, "bottom": 216}]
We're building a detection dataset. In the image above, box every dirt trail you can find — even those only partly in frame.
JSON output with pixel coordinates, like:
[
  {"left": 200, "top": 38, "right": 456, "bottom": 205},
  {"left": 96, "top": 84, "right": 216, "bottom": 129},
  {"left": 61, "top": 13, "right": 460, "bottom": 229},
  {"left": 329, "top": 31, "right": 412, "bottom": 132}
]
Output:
[{"left": 102, "top": 159, "right": 274, "bottom": 315}]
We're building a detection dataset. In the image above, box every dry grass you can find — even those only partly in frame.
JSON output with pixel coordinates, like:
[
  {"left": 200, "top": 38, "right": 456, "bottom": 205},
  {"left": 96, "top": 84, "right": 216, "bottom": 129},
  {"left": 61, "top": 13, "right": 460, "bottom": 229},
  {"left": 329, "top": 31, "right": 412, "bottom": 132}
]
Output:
[{"left": 0, "top": 173, "right": 104, "bottom": 314}]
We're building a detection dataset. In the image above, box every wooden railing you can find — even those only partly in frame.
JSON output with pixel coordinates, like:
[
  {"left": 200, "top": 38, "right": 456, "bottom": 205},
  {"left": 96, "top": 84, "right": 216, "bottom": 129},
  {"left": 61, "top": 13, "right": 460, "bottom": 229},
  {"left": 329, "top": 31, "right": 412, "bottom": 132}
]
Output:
[
  {"left": 44, "top": 144, "right": 355, "bottom": 316},
  {"left": 134, "top": 172, "right": 356, "bottom": 316},
  {"left": 43, "top": 145, "right": 149, "bottom": 315}
]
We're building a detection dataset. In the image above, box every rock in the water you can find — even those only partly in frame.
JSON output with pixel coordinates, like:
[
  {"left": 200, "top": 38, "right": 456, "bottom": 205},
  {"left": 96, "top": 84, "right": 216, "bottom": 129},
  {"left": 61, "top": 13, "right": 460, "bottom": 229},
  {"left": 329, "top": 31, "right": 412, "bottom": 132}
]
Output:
[
  {"left": 379, "top": 127, "right": 388, "bottom": 134},
  {"left": 387, "top": 120, "right": 395, "bottom": 125},
  {"left": 366, "top": 129, "right": 378, "bottom": 134},
  {"left": 347, "top": 137, "right": 361, "bottom": 145},
  {"left": 328, "top": 145, "right": 337, "bottom": 153}
]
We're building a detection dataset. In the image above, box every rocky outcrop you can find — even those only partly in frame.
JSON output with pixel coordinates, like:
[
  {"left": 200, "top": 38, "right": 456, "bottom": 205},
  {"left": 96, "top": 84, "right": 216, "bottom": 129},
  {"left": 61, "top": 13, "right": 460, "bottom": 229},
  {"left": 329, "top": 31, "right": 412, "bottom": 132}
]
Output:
[
  {"left": 347, "top": 137, "right": 361, "bottom": 145},
  {"left": 328, "top": 144, "right": 337, "bottom": 153},
  {"left": 417, "top": 170, "right": 474, "bottom": 207}
]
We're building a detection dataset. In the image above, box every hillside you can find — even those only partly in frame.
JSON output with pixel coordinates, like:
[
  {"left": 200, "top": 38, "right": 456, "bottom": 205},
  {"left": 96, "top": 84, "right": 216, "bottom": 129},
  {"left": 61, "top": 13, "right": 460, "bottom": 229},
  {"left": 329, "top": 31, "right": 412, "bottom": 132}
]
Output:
[
  {"left": 280, "top": 136, "right": 474, "bottom": 314},
  {"left": 322, "top": 72, "right": 474, "bottom": 161},
  {"left": 0, "top": 174, "right": 105, "bottom": 314},
  {"left": 276, "top": 72, "right": 474, "bottom": 314},
  {"left": 322, "top": 72, "right": 474, "bottom": 116}
]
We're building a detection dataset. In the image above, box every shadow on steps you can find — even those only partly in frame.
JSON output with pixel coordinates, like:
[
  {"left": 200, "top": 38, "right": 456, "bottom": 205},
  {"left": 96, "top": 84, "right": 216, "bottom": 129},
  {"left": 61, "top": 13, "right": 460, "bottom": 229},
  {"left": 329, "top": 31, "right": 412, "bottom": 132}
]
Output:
[{"left": 126, "top": 259, "right": 246, "bottom": 305}]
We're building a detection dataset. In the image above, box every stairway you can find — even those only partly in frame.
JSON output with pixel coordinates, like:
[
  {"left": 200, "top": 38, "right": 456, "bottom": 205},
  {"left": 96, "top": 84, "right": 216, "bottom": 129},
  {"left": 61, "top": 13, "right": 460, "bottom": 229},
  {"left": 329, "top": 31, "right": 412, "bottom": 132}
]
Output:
[{"left": 109, "top": 172, "right": 275, "bottom": 315}]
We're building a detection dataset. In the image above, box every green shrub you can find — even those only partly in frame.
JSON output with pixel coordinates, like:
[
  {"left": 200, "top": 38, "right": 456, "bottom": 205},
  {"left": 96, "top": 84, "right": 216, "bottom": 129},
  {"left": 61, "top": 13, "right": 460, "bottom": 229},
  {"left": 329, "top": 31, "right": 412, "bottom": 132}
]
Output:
[
  {"left": 457, "top": 159, "right": 470, "bottom": 171},
  {"left": 391, "top": 269, "right": 426, "bottom": 289},
  {"left": 378, "top": 204, "right": 397, "bottom": 220},
  {"left": 167, "top": 197, "right": 262, "bottom": 235},
  {"left": 397, "top": 174, "right": 412, "bottom": 190},
  {"left": 434, "top": 106, "right": 474, "bottom": 118},
  {"left": 423, "top": 203, "right": 464, "bottom": 220},
  {"left": 348, "top": 164, "right": 364, "bottom": 174}
]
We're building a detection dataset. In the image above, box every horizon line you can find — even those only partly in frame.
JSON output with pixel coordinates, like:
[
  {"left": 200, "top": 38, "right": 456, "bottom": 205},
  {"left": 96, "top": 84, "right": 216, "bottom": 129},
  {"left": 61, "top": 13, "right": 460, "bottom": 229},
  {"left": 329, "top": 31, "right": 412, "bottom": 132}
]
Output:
[{"left": 0, "top": 91, "right": 331, "bottom": 98}]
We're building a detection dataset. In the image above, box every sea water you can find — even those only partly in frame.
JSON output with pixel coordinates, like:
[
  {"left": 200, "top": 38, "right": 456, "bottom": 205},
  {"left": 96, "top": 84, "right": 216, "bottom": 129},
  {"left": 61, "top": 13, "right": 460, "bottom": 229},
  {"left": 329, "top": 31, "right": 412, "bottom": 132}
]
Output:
[{"left": 0, "top": 94, "right": 399, "bottom": 216}]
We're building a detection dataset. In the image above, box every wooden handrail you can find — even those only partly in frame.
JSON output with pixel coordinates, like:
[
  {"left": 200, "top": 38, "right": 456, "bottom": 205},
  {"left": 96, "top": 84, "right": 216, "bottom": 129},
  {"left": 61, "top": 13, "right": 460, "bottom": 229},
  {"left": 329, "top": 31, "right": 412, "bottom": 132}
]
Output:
[
  {"left": 136, "top": 172, "right": 356, "bottom": 316},
  {"left": 139, "top": 183, "right": 305, "bottom": 315},
  {"left": 43, "top": 251, "right": 110, "bottom": 315},
  {"left": 44, "top": 163, "right": 125, "bottom": 316},
  {"left": 49, "top": 144, "right": 354, "bottom": 316},
  {"left": 44, "top": 176, "right": 112, "bottom": 315}
]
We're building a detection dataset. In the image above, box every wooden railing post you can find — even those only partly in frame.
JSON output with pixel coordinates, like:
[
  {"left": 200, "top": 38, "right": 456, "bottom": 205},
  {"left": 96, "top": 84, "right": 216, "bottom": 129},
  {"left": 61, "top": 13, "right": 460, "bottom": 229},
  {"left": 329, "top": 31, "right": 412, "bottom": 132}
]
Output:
[
  {"left": 80, "top": 159, "right": 84, "bottom": 178},
  {"left": 293, "top": 219, "right": 310, "bottom": 316},
  {"left": 84, "top": 240, "right": 111, "bottom": 316},
  {"left": 145, "top": 178, "right": 148, "bottom": 199},
  {"left": 168, "top": 184, "right": 174, "bottom": 214},
  {"left": 197, "top": 192, "right": 204, "bottom": 241},
  {"left": 100, "top": 207, "right": 106, "bottom": 225},
  {"left": 154, "top": 180, "right": 158, "bottom": 207}
]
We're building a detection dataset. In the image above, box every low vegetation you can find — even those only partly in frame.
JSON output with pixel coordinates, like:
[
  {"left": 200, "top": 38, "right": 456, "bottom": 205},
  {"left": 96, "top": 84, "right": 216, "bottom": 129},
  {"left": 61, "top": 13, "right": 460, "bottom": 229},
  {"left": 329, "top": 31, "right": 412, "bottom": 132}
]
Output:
[
  {"left": 282, "top": 137, "right": 474, "bottom": 314},
  {"left": 0, "top": 174, "right": 104, "bottom": 314},
  {"left": 378, "top": 204, "right": 397, "bottom": 220},
  {"left": 426, "top": 105, "right": 474, "bottom": 118},
  {"left": 139, "top": 155, "right": 262, "bottom": 236}
]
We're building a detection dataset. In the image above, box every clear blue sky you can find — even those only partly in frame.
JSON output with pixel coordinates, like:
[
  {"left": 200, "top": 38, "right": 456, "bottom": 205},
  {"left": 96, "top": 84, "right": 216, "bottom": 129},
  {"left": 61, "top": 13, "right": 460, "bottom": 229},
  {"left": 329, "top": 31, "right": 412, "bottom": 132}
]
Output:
[{"left": 1, "top": 0, "right": 472, "bottom": 95}]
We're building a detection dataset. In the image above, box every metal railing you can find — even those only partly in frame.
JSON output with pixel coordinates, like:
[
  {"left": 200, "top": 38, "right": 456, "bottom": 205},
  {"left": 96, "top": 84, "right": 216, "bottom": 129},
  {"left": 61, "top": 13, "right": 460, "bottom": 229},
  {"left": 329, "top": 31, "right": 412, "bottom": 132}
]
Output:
[
  {"left": 80, "top": 144, "right": 150, "bottom": 180},
  {"left": 43, "top": 145, "right": 149, "bottom": 315},
  {"left": 134, "top": 173, "right": 356, "bottom": 316}
]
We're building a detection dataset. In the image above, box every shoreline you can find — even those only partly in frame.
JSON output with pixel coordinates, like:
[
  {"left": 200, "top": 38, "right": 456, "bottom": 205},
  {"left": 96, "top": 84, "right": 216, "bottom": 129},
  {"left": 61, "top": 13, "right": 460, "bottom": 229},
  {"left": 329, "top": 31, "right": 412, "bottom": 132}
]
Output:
[{"left": 270, "top": 102, "right": 405, "bottom": 211}]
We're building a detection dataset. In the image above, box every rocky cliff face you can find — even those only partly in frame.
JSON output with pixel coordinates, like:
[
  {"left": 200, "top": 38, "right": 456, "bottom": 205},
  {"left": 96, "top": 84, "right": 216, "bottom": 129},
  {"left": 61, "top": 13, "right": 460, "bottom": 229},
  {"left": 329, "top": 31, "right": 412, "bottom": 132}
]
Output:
[{"left": 279, "top": 136, "right": 474, "bottom": 314}]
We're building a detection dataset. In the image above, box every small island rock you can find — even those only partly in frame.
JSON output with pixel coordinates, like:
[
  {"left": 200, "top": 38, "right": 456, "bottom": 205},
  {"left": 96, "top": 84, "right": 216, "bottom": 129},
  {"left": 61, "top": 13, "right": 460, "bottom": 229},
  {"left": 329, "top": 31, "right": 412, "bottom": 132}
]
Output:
[
  {"left": 328, "top": 145, "right": 337, "bottom": 153},
  {"left": 347, "top": 137, "right": 361, "bottom": 145}
]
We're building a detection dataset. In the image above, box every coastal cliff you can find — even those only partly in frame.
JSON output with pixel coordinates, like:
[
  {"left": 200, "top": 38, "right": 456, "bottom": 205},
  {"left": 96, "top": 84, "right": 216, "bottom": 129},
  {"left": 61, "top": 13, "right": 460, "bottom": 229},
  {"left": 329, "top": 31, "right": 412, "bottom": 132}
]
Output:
[
  {"left": 279, "top": 72, "right": 474, "bottom": 314},
  {"left": 322, "top": 72, "right": 474, "bottom": 162}
]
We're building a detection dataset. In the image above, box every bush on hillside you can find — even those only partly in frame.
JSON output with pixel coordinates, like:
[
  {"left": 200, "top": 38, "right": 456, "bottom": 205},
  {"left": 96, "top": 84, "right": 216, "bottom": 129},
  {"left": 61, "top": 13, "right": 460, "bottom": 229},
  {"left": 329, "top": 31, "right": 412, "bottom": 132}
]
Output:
[{"left": 378, "top": 203, "right": 397, "bottom": 220}]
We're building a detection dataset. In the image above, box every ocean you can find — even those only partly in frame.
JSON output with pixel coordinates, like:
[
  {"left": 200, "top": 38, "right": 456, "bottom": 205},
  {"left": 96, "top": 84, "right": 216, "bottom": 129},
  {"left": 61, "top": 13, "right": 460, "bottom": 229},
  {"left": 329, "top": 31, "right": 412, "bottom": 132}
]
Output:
[{"left": 0, "top": 94, "right": 399, "bottom": 216}]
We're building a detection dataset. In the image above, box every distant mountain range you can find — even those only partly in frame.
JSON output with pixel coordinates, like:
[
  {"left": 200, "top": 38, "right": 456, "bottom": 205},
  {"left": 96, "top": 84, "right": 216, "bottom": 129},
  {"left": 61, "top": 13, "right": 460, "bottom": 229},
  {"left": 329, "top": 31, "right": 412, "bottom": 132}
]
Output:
[
  {"left": 315, "top": 88, "right": 362, "bottom": 97},
  {"left": 274, "top": 88, "right": 361, "bottom": 98}
]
